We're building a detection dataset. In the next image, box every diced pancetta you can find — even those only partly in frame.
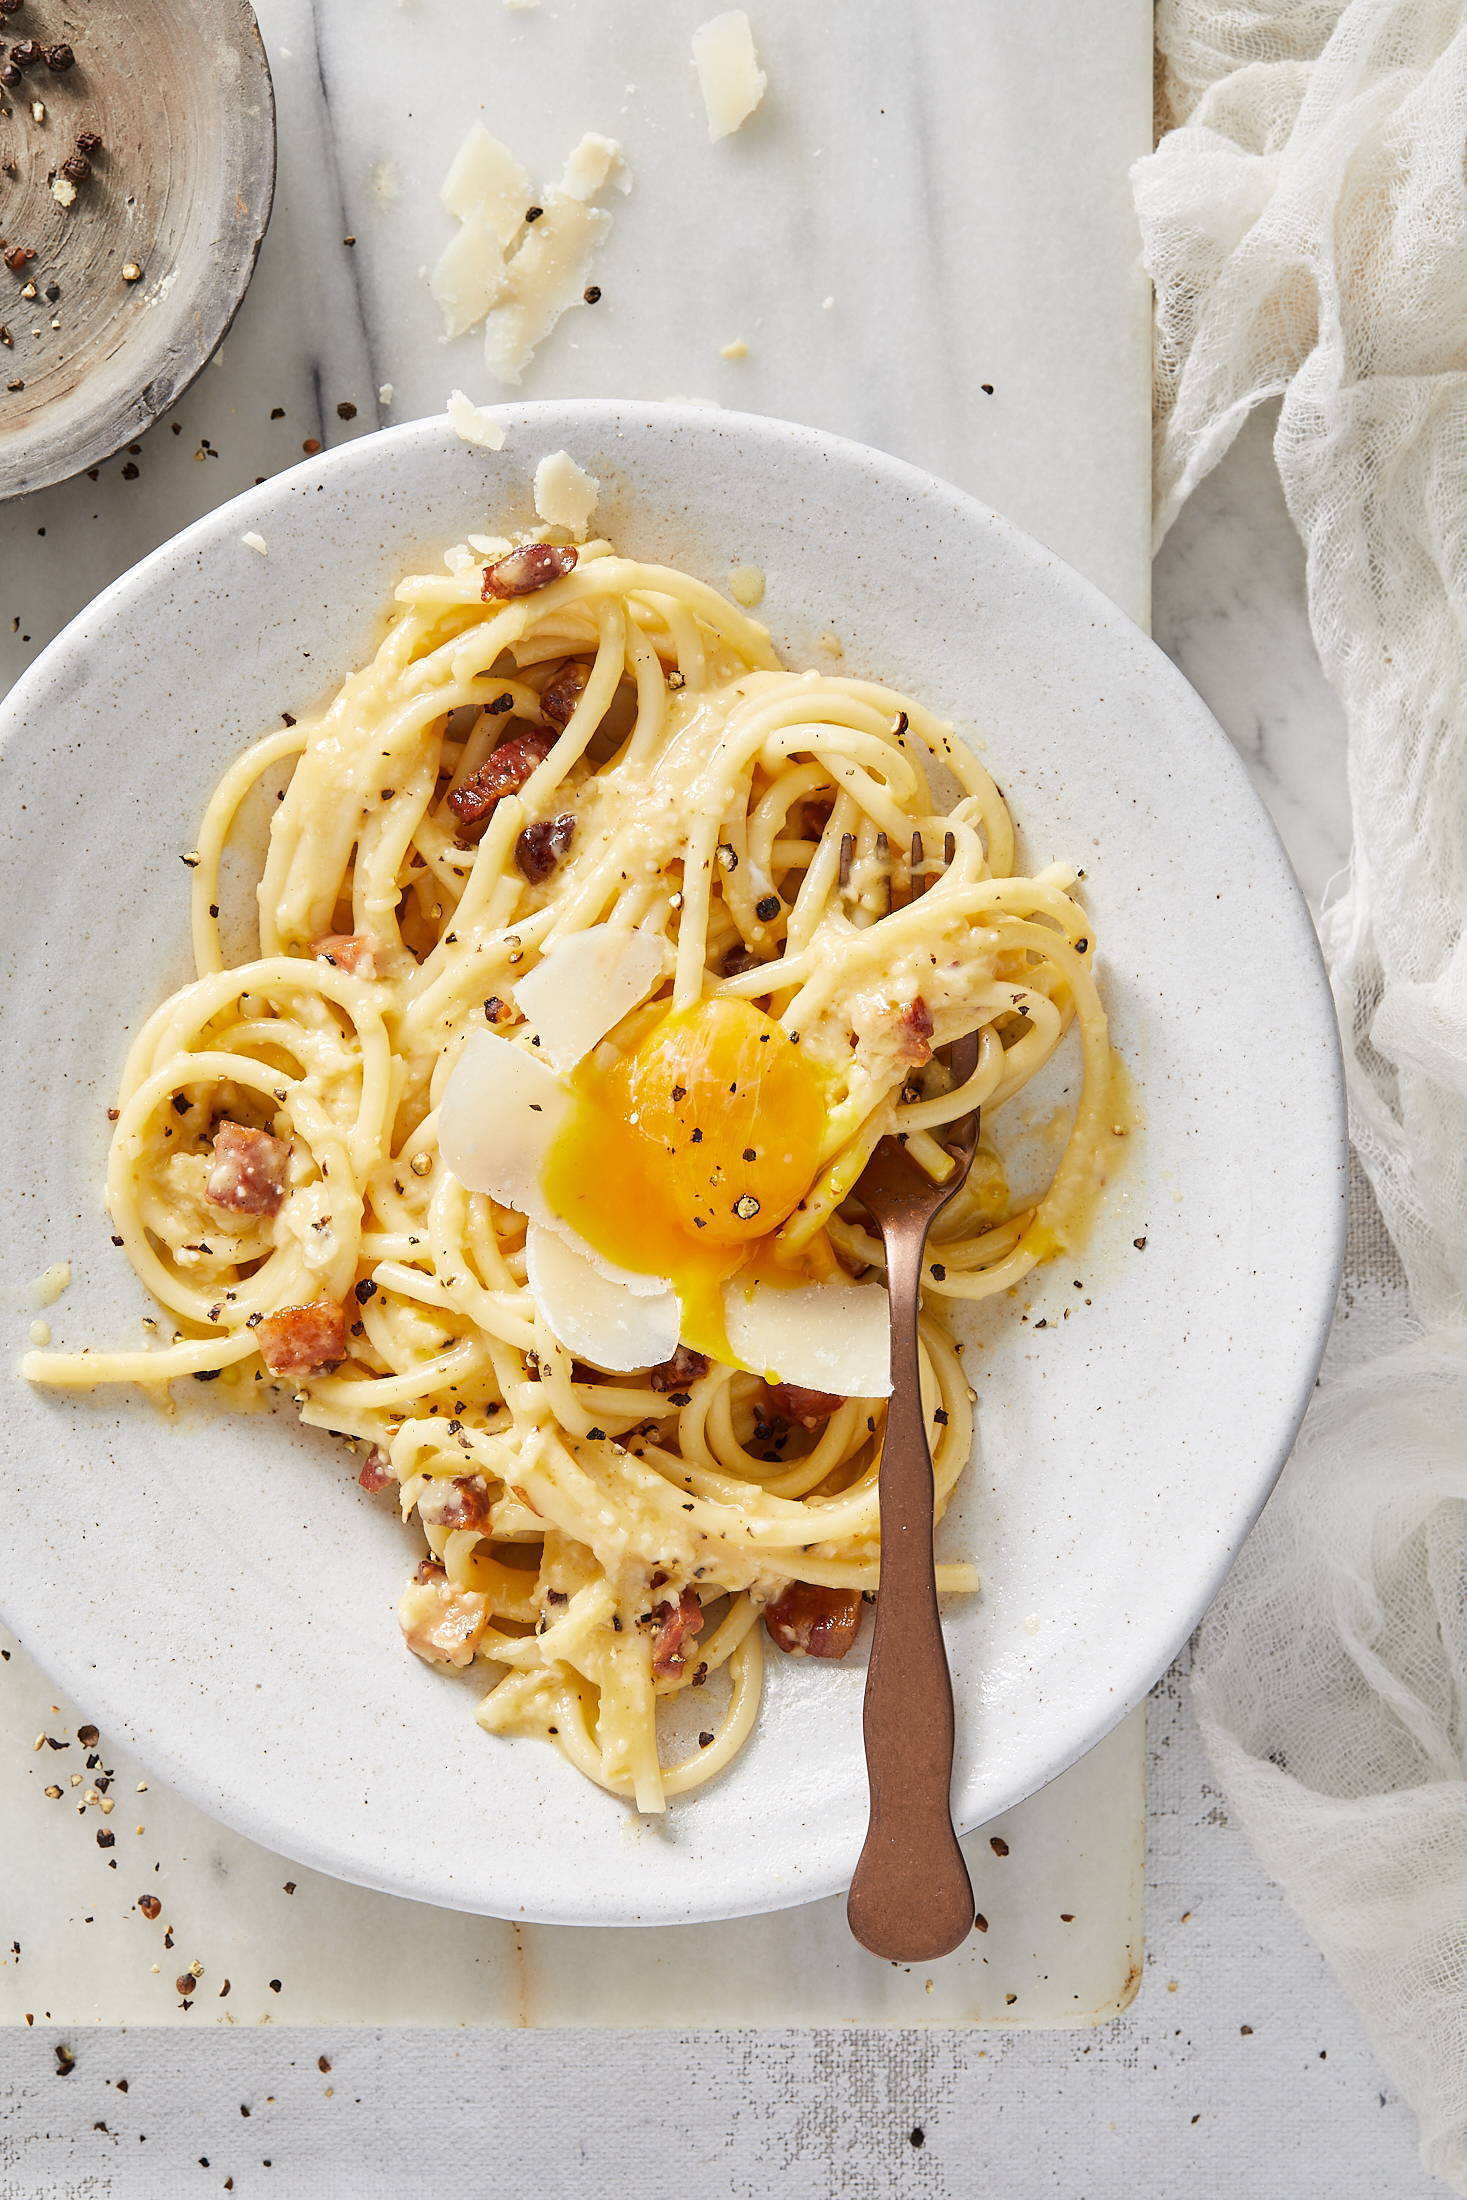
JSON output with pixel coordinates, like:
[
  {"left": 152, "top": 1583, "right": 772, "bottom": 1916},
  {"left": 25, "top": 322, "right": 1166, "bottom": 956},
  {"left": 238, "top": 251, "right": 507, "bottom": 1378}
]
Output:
[
  {"left": 256, "top": 1300, "right": 347, "bottom": 1378},
  {"left": 764, "top": 1581, "right": 864, "bottom": 1659},
  {"left": 447, "top": 727, "right": 558, "bottom": 835},
  {"left": 515, "top": 812, "right": 575, "bottom": 882},
  {"left": 768, "top": 1383, "right": 845, "bottom": 1428},
  {"left": 417, "top": 1475, "right": 492, "bottom": 1530},
  {"left": 398, "top": 1573, "right": 489, "bottom": 1667},
  {"left": 649, "top": 1586, "right": 704, "bottom": 1678},
  {"left": 357, "top": 1445, "right": 394, "bottom": 1492},
  {"left": 311, "top": 930, "right": 380, "bottom": 978},
  {"left": 896, "top": 994, "right": 935, "bottom": 1065},
  {"left": 205, "top": 1122, "right": 290, "bottom": 1216}
]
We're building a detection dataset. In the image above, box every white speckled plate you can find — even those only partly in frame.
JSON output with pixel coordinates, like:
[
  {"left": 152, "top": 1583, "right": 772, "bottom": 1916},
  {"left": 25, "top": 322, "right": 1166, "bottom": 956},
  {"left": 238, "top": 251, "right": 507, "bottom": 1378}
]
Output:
[{"left": 0, "top": 404, "right": 1345, "bottom": 1926}]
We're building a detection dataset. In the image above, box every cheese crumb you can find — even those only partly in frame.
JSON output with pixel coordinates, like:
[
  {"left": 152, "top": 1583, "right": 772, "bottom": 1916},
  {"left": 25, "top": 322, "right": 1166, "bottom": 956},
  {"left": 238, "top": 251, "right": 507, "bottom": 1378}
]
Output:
[
  {"left": 728, "top": 564, "right": 765, "bottom": 608},
  {"left": 720, "top": 338, "right": 748, "bottom": 360},
  {"left": 50, "top": 175, "right": 76, "bottom": 208},
  {"left": 378, "top": 383, "right": 395, "bottom": 407},
  {"left": 32, "top": 1262, "right": 71, "bottom": 1308},
  {"left": 821, "top": 296, "right": 836, "bottom": 311},
  {"left": 28, "top": 1320, "right": 50, "bottom": 1348},
  {"left": 447, "top": 390, "right": 507, "bottom": 451},
  {"left": 241, "top": 532, "right": 268, "bottom": 557},
  {"left": 30, "top": 99, "right": 44, "bottom": 124},
  {"left": 692, "top": 11, "right": 766, "bottom": 142},
  {"left": 532, "top": 450, "right": 599, "bottom": 539}
]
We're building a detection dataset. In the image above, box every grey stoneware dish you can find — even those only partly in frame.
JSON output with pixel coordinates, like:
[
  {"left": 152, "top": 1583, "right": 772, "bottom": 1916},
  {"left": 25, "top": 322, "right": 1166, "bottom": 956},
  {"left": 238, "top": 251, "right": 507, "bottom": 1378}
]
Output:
[
  {"left": 0, "top": 0, "right": 274, "bottom": 499},
  {"left": 0, "top": 403, "right": 1347, "bottom": 1925}
]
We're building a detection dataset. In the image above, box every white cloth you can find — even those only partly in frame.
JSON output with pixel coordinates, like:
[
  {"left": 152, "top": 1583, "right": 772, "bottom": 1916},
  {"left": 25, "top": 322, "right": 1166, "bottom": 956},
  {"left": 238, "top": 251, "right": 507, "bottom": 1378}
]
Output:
[{"left": 1135, "top": 3, "right": 1467, "bottom": 2186}]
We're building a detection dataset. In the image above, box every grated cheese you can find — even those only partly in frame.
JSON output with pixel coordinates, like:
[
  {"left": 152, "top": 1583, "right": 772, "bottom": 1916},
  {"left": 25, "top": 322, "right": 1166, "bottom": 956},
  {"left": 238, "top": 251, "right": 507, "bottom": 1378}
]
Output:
[{"left": 240, "top": 532, "right": 268, "bottom": 556}]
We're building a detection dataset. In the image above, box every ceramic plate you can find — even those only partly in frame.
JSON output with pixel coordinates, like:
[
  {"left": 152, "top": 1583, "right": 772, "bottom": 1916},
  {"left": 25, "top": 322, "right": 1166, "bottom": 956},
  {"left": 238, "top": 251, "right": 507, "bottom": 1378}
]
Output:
[{"left": 0, "top": 404, "right": 1345, "bottom": 1925}]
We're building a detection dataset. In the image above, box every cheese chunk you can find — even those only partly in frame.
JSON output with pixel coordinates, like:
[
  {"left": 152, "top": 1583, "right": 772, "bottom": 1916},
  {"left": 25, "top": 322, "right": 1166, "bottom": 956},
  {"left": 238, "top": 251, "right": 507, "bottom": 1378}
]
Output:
[
  {"left": 446, "top": 390, "right": 507, "bottom": 451},
  {"left": 692, "top": 11, "right": 767, "bottom": 142},
  {"left": 532, "top": 450, "right": 600, "bottom": 539}
]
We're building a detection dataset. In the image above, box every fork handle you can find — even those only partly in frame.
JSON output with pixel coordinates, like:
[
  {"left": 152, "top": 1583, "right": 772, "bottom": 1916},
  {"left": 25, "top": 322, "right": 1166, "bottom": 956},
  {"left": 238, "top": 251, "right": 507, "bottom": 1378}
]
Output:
[{"left": 847, "top": 1220, "right": 975, "bottom": 1962}]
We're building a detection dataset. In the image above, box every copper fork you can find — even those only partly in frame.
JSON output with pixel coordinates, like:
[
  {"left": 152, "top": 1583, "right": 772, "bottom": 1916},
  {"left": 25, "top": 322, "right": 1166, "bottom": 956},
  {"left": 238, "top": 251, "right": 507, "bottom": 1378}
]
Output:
[{"left": 843, "top": 829, "right": 979, "bottom": 1962}]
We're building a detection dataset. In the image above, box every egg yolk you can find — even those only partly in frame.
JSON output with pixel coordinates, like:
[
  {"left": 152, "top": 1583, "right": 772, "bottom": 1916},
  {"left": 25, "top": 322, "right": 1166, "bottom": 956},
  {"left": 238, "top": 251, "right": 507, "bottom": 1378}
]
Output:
[{"left": 541, "top": 998, "right": 830, "bottom": 1359}]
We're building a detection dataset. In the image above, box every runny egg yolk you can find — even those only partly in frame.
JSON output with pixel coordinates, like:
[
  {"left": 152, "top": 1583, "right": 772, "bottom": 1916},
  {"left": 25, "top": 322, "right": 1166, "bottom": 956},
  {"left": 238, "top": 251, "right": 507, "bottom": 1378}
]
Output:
[{"left": 541, "top": 998, "right": 830, "bottom": 1359}]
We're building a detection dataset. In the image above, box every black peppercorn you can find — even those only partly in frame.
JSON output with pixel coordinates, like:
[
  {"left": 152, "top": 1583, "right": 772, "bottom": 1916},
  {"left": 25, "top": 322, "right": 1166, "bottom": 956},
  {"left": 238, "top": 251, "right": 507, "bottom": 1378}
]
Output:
[
  {"left": 43, "top": 39, "right": 73, "bottom": 69},
  {"left": 582, "top": 284, "right": 602, "bottom": 303},
  {"left": 0, "top": 61, "right": 18, "bottom": 85},
  {"left": 59, "top": 151, "right": 89, "bottom": 181},
  {"left": 9, "top": 39, "right": 38, "bottom": 65},
  {"left": 755, "top": 894, "right": 781, "bottom": 922},
  {"left": 76, "top": 128, "right": 101, "bottom": 153},
  {"left": 0, "top": 1, "right": 24, "bottom": 17},
  {"left": 3, "top": 243, "right": 35, "bottom": 271}
]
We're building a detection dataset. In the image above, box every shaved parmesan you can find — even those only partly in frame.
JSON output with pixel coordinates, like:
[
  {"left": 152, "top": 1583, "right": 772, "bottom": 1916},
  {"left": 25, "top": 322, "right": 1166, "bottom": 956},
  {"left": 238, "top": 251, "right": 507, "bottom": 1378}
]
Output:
[
  {"left": 692, "top": 11, "right": 767, "bottom": 142},
  {"left": 532, "top": 450, "right": 601, "bottom": 540},
  {"left": 558, "top": 132, "right": 627, "bottom": 204},
  {"left": 440, "top": 124, "right": 533, "bottom": 232},
  {"left": 527, "top": 1222, "right": 680, "bottom": 1372},
  {"left": 510, "top": 925, "right": 664, "bottom": 1071},
  {"left": 446, "top": 390, "right": 507, "bottom": 451},
  {"left": 438, "top": 1032, "right": 568, "bottom": 1222},
  {"left": 431, "top": 217, "right": 513, "bottom": 340},
  {"left": 722, "top": 1278, "right": 892, "bottom": 1396},
  {"left": 483, "top": 195, "right": 612, "bottom": 385}
]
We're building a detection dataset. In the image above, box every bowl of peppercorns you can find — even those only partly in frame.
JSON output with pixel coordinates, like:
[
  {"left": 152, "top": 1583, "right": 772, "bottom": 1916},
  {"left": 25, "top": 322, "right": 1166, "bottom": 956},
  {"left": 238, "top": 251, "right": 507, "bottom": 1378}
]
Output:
[{"left": 0, "top": 0, "right": 274, "bottom": 497}]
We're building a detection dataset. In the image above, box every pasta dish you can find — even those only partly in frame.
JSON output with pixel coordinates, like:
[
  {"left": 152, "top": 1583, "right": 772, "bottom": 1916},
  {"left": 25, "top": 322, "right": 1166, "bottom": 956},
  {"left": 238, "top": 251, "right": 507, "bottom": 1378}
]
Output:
[{"left": 24, "top": 519, "right": 1116, "bottom": 1811}]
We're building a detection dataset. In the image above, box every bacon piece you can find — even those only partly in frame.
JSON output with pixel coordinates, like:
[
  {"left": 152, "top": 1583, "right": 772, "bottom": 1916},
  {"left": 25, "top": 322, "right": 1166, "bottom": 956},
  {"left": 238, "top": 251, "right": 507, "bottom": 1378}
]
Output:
[
  {"left": 481, "top": 542, "right": 578, "bottom": 599},
  {"left": 311, "top": 930, "right": 379, "bottom": 978},
  {"left": 256, "top": 1300, "right": 347, "bottom": 1378},
  {"left": 897, "top": 993, "right": 935, "bottom": 1065},
  {"left": 205, "top": 1121, "right": 290, "bottom": 1216},
  {"left": 764, "top": 1582, "right": 864, "bottom": 1659},
  {"left": 397, "top": 1574, "right": 488, "bottom": 1668},
  {"left": 768, "top": 1383, "right": 845, "bottom": 1428},
  {"left": 649, "top": 1587, "right": 704, "bottom": 1679},
  {"left": 418, "top": 1475, "right": 491, "bottom": 1531},
  {"left": 540, "top": 659, "right": 590, "bottom": 728},
  {"left": 515, "top": 813, "right": 575, "bottom": 883},
  {"left": 649, "top": 1345, "right": 710, "bottom": 1395},
  {"left": 447, "top": 727, "right": 558, "bottom": 836},
  {"left": 357, "top": 1445, "right": 394, "bottom": 1493}
]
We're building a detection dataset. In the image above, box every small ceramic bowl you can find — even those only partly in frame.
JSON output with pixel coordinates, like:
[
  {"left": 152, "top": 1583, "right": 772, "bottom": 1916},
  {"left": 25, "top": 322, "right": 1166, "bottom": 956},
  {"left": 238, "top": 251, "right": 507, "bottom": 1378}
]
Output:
[
  {"left": 0, "top": 404, "right": 1346, "bottom": 1924},
  {"left": 0, "top": 0, "right": 274, "bottom": 499}
]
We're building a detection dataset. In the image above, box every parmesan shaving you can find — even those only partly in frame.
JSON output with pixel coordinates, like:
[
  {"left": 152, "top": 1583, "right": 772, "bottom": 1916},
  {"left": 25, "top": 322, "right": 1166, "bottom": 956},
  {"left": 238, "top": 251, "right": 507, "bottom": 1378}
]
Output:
[
  {"left": 482, "top": 195, "right": 612, "bottom": 386},
  {"left": 558, "top": 132, "right": 627, "bottom": 204},
  {"left": 447, "top": 391, "right": 507, "bottom": 451},
  {"left": 433, "top": 125, "right": 626, "bottom": 378},
  {"left": 440, "top": 124, "right": 533, "bottom": 232},
  {"left": 431, "top": 216, "right": 513, "bottom": 341},
  {"left": 240, "top": 532, "right": 268, "bottom": 557},
  {"left": 692, "top": 11, "right": 767, "bottom": 142},
  {"left": 532, "top": 450, "right": 600, "bottom": 539}
]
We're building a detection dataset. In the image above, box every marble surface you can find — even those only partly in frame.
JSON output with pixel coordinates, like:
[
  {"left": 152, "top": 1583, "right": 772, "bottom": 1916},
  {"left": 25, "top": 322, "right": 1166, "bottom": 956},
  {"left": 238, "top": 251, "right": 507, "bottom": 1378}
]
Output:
[
  {"left": 1, "top": 0, "right": 1156, "bottom": 2033},
  {"left": 0, "top": 0, "right": 1423, "bottom": 2194}
]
